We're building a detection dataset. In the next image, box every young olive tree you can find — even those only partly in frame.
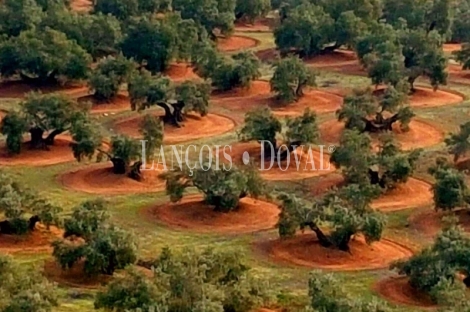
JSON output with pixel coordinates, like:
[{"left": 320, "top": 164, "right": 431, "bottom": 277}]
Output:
[
  {"left": 270, "top": 56, "right": 316, "bottom": 103},
  {"left": 163, "top": 164, "right": 267, "bottom": 212},
  {"left": 0, "top": 171, "right": 61, "bottom": 235},
  {"left": 445, "top": 121, "right": 470, "bottom": 163},
  {"left": 239, "top": 107, "right": 319, "bottom": 161},
  {"left": 53, "top": 199, "right": 137, "bottom": 276}
]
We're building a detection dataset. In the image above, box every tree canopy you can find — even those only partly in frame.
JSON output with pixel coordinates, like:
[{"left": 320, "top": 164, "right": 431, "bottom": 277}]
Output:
[
  {"left": 270, "top": 56, "right": 316, "bottom": 103},
  {"left": 239, "top": 107, "right": 319, "bottom": 160},
  {"left": 95, "top": 246, "right": 271, "bottom": 312},
  {"left": 235, "top": 0, "right": 270, "bottom": 22},
  {"left": 445, "top": 121, "right": 470, "bottom": 162},
  {"left": 0, "top": 0, "right": 44, "bottom": 37},
  {"left": 163, "top": 164, "right": 267, "bottom": 212},
  {"left": 53, "top": 199, "right": 137, "bottom": 276},
  {"left": 0, "top": 170, "right": 61, "bottom": 235},
  {"left": 277, "top": 183, "right": 386, "bottom": 252}
]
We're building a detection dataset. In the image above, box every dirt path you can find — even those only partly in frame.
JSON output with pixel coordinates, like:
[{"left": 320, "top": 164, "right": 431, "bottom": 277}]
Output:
[
  {"left": 374, "top": 276, "right": 436, "bottom": 309},
  {"left": 258, "top": 234, "right": 413, "bottom": 271},
  {"left": 0, "top": 136, "right": 75, "bottom": 166},
  {"left": 319, "top": 119, "right": 444, "bottom": 150},
  {"left": 144, "top": 194, "right": 279, "bottom": 234},
  {"left": 217, "top": 35, "right": 260, "bottom": 52},
  {"left": 59, "top": 163, "right": 166, "bottom": 195},
  {"left": 113, "top": 112, "right": 236, "bottom": 144},
  {"left": 227, "top": 142, "right": 335, "bottom": 180}
]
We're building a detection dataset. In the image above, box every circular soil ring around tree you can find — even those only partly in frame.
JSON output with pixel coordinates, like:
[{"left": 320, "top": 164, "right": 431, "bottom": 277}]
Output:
[
  {"left": 271, "top": 89, "right": 344, "bottom": 116},
  {"left": 0, "top": 80, "right": 85, "bottom": 99},
  {"left": 227, "top": 142, "right": 335, "bottom": 180},
  {"left": 409, "top": 208, "right": 470, "bottom": 238},
  {"left": 145, "top": 194, "right": 279, "bottom": 234},
  {"left": 234, "top": 19, "right": 272, "bottom": 32},
  {"left": 260, "top": 234, "right": 413, "bottom": 271},
  {"left": 43, "top": 259, "right": 111, "bottom": 289},
  {"left": 0, "top": 225, "right": 62, "bottom": 253},
  {"left": 70, "top": 0, "right": 92, "bottom": 12},
  {"left": 0, "top": 136, "right": 75, "bottom": 166},
  {"left": 217, "top": 35, "right": 260, "bottom": 52},
  {"left": 59, "top": 163, "right": 166, "bottom": 195},
  {"left": 164, "top": 63, "right": 201, "bottom": 82},
  {"left": 113, "top": 113, "right": 236, "bottom": 144},
  {"left": 443, "top": 43, "right": 462, "bottom": 53},
  {"left": 374, "top": 276, "right": 436, "bottom": 309},
  {"left": 305, "top": 50, "right": 358, "bottom": 67},
  {"left": 78, "top": 93, "right": 131, "bottom": 114},
  {"left": 309, "top": 174, "right": 433, "bottom": 212},
  {"left": 374, "top": 87, "right": 464, "bottom": 108},
  {"left": 212, "top": 80, "right": 272, "bottom": 99},
  {"left": 319, "top": 119, "right": 444, "bottom": 150}
]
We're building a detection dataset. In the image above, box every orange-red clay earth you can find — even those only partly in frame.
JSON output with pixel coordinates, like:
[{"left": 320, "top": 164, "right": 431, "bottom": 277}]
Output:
[
  {"left": 319, "top": 119, "right": 444, "bottom": 150},
  {"left": 59, "top": 163, "right": 167, "bottom": 195},
  {"left": 78, "top": 93, "right": 131, "bottom": 114},
  {"left": 374, "top": 276, "right": 436, "bottom": 309},
  {"left": 409, "top": 208, "right": 470, "bottom": 238},
  {"left": 217, "top": 35, "right": 259, "bottom": 52},
  {"left": 144, "top": 194, "right": 279, "bottom": 234},
  {"left": 308, "top": 174, "right": 433, "bottom": 212},
  {"left": 0, "top": 80, "right": 86, "bottom": 98},
  {"left": 164, "top": 63, "right": 201, "bottom": 82},
  {"left": 0, "top": 224, "right": 62, "bottom": 253},
  {"left": 227, "top": 142, "right": 335, "bottom": 180},
  {"left": 113, "top": 112, "right": 236, "bottom": 144},
  {"left": 258, "top": 233, "right": 413, "bottom": 271}
]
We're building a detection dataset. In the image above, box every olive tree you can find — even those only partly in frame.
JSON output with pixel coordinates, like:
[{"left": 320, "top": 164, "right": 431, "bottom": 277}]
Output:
[
  {"left": 93, "top": 0, "right": 139, "bottom": 20},
  {"left": 239, "top": 107, "right": 319, "bottom": 161},
  {"left": 0, "top": 170, "right": 61, "bottom": 235},
  {"left": 445, "top": 121, "right": 470, "bottom": 163},
  {"left": 0, "top": 0, "right": 43, "bottom": 37},
  {"left": 0, "top": 93, "right": 91, "bottom": 154},
  {"left": 95, "top": 247, "right": 271, "bottom": 312},
  {"left": 129, "top": 72, "right": 211, "bottom": 128},
  {"left": 235, "top": 0, "right": 270, "bottom": 22},
  {"left": 88, "top": 55, "right": 135, "bottom": 101},
  {"left": 270, "top": 56, "right": 316, "bottom": 103},
  {"left": 0, "top": 27, "right": 91, "bottom": 84},
  {"left": 52, "top": 199, "right": 137, "bottom": 276},
  {"left": 0, "top": 255, "right": 58, "bottom": 312},
  {"left": 277, "top": 184, "right": 386, "bottom": 252},
  {"left": 336, "top": 85, "right": 414, "bottom": 133},
  {"left": 163, "top": 164, "right": 267, "bottom": 212}
]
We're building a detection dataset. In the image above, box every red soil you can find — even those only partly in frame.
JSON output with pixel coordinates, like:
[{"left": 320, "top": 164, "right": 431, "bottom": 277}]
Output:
[
  {"left": 212, "top": 80, "right": 272, "bottom": 99},
  {"left": 164, "top": 63, "right": 201, "bottom": 82},
  {"left": 0, "top": 224, "right": 62, "bottom": 253},
  {"left": 309, "top": 174, "right": 433, "bottom": 212},
  {"left": 374, "top": 276, "right": 436, "bottom": 309},
  {"left": 113, "top": 112, "right": 236, "bottom": 144},
  {"left": 0, "top": 110, "right": 6, "bottom": 122},
  {"left": 0, "top": 136, "right": 75, "bottom": 166},
  {"left": 259, "top": 233, "right": 413, "bottom": 271},
  {"left": 319, "top": 119, "right": 444, "bottom": 150},
  {"left": 227, "top": 142, "right": 335, "bottom": 181},
  {"left": 234, "top": 20, "right": 272, "bottom": 32},
  {"left": 443, "top": 43, "right": 462, "bottom": 53},
  {"left": 78, "top": 93, "right": 131, "bottom": 114},
  {"left": 305, "top": 50, "right": 358, "bottom": 68},
  {"left": 59, "top": 163, "right": 167, "bottom": 195},
  {"left": 448, "top": 63, "right": 470, "bottom": 84},
  {"left": 255, "top": 48, "right": 280, "bottom": 62},
  {"left": 145, "top": 194, "right": 279, "bottom": 234},
  {"left": 44, "top": 259, "right": 111, "bottom": 289},
  {"left": 70, "top": 0, "right": 92, "bottom": 12},
  {"left": 409, "top": 208, "right": 470, "bottom": 238},
  {"left": 270, "top": 88, "right": 344, "bottom": 116},
  {"left": 0, "top": 80, "right": 85, "bottom": 98},
  {"left": 217, "top": 35, "right": 259, "bottom": 52},
  {"left": 375, "top": 87, "right": 464, "bottom": 108}
]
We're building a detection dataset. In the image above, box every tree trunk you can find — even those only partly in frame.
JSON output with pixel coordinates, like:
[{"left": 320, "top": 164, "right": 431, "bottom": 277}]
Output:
[
  {"left": 28, "top": 215, "right": 40, "bottom": 231},
  {"left": 157, "top": 102, "right": 181, "bottom": 127},
  {"left": 295, "top": 81, "right": 304, "bottom": 98},
  {"left": 110, "top": 157, "right": 127, "bottom": 174},
  {"left": 261, "top": 140, "right": 277, "bottom": 160},
  {"left": 29, "top": 127, "right": 46, "bottom": 150},
  {"left": 408, "top": 77, "right": 416, "bottom": 93},
  {"left": 44, "top": 129, "right": 64, "bottom": 146},
  {"left": 304, "top": 222, "right": 333, "bottom": 248},
  {"left": 337, "top": 232, "right": 353, "bottom": 252},
  {"left": 128, "top": 161, "right": 143, "bottom": 181},
  {"left": 277, "top": 140, "right": 302, "bottom": 161},
  {"left": 362, "top": 113, "right": 399, "bottom": 133}
]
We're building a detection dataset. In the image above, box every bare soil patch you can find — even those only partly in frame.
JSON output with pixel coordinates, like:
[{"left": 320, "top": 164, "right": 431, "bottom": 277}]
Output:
[
  {"left": 0, "top": 224, "right": 62, "bottom": 253},
  {"left": 305, "top": 51, "right": 364, "bottom": 75},
  {"left": 113, "top": 112, "right": 236, "bottom": 144},
  {"left": 164, "top": 63, "right": 201, "bottom": 82},
  {"left": 212, "top": 80, "right": 272, "bottom": 99},
  {"left": 44, "top": 259, "right": 111, "bottom": 289},
  {"left": 59, "top": 163, "right": 166, "bottom": 195},
  {"left": 259, "top": 233, "right": 413, "bottom": 271},
  {"left": 374, "top": 276, "right": 436, "bottom": 309},
  {"left": 70, "top": 0, "right": 92, "bottom": 12},
  {"left": 0, "top": 136, "right": 75, "bottom": 166},
  {"left": 217, "top": 35, "right": 259, "bottom": 52},
  {"left": 374, "top": 87, "right": 464, "bottom": 108},
  {"left": 448, "top": 63, "right": 470, "bottom": 84},
  {"left": 0, "top": 80, "right": 85, "bottom": 99},
  {"left": 270, "top": 88, "right": 344, "bottom": 116},
  {"left": 0, "top": 110, "right": 6, "bottom": 122},
  {"left": 319, "top": 119, "right": 444, "bottom": 150},
  {"left": 443, "top": 43, "right": 462, "bottom": 53},
  {"left": 145, "top": 194, "right": 279, "bottom": 234},
  {"left": 227, "top": 142, "right": 335, "bottom": 180},
  {"left": 309, "top": 174, "right": 433, "bottom": 212},
  {"left": 409, "top": 208, "right": 470, "bottom": 238},
  {"left": 78, "top": 93, "right": 131, "bottom": 114},
  {"left": 234, "top": 19, "right": 272, "bottom": 32}
]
